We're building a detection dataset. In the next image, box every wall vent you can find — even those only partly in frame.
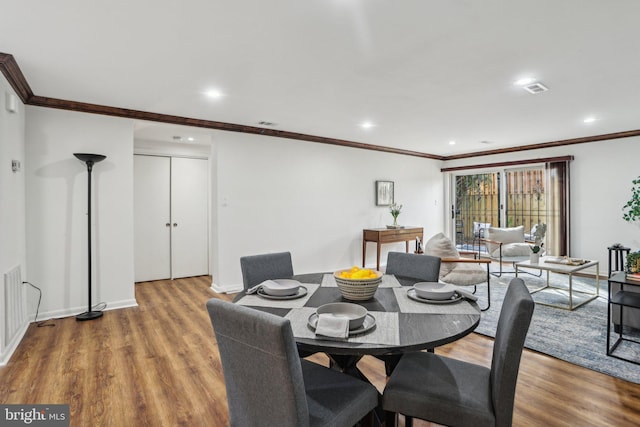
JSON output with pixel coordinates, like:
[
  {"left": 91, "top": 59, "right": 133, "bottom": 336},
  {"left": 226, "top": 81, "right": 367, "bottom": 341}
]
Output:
[{"left": 1, "top": 266, "right": 28, "bottom": 365}]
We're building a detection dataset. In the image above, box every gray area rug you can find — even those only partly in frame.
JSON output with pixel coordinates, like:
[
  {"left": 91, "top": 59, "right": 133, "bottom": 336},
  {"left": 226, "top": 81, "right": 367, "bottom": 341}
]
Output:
[{"left": 473, "top": 272, "right": 640, "bottom": 384}]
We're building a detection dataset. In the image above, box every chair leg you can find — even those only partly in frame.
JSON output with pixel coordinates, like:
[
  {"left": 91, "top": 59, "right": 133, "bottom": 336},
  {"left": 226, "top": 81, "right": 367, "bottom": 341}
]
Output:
[
  {"left": 384, "top": 411, "right": 398, "bottom": 427},
  {"left": 384, "top": 355, "right": 403, "bottom": 376},
  {"left": 405, "top": 415, "right": 414, "bottom": 427}
]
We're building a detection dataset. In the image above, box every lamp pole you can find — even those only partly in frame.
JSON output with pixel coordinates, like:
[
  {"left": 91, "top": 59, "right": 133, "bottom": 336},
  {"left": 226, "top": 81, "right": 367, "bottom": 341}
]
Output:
[{"left": 74, "top": 153, "right": 106, "bottom": 321}]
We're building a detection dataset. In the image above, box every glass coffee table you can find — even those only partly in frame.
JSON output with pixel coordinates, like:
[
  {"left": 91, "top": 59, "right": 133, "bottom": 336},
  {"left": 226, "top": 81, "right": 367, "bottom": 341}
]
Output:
[{"left": 515, "top": 256, "right": 600, "bottom": 310}]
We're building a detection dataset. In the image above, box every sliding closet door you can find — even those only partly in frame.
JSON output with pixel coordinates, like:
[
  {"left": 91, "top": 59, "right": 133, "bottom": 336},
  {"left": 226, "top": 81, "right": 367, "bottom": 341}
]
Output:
[
  {"left": 171, "top": 157, "right": 209, "bottom": 279},
  {"left": 134, "top": 155, "right": 171, "bottom": 282}
]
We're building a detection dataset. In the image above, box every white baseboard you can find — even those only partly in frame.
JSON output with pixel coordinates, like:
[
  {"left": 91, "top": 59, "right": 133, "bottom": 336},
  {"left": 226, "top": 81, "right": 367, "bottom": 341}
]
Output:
[{"left": 0, "top": 322, "right": 29, "bottom": 367}]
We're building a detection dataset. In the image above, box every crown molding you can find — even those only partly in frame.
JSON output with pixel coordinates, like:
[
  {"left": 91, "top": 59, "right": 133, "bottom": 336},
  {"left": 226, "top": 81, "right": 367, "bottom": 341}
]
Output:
[
  {"left": 0, "top": 53, "right": 34, "bottom": 103},
  {"left": 2, "top": 51, "right": 639, "bottom": 160}
]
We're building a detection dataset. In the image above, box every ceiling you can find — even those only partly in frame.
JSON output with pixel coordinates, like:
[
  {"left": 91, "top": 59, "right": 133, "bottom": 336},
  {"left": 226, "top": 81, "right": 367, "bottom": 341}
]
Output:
[{"left": 2, "top": 0, "right": 639, "bottom": 157}]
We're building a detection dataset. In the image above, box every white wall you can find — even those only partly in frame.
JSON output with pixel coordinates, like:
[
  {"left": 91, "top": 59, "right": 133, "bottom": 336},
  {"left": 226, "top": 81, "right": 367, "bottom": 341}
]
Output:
[
  {"left": 442, "top": 137, "right": 640, "bottom": 272},
  {"left": 210, "top": 131, "right": 445, "bottom": 292},
  {"left": 0, "top": 85, "right": 26, "bottom": 281},
  {"left": 0, "top": 79, "right": 27, "bottom": 362},
  {"left": 25, "top": 107, "right": 137, "bottom": 317}
]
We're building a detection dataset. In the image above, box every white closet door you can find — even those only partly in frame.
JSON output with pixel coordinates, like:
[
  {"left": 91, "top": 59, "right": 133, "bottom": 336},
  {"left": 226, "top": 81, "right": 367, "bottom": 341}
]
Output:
[
  {"left": 171, "top": 157, "right": 209, "bottom": 279},
  {"left": 134, "top": 155, "right": 171, "bottom": 282}
]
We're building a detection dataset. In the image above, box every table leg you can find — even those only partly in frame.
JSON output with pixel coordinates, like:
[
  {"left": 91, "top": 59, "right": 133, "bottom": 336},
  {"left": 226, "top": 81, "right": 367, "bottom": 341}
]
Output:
[
  {"left": 569, "top": 273, "right": 574, "bottom": 310},
  {"left": 363, "top": 240, "right": 367, "bottom": 267},
  {"left": 405, "top": 241, "right": 410, "bottom": 253},
  {"left": 377, "top": 242, "right": 382, "bottom": 271}
]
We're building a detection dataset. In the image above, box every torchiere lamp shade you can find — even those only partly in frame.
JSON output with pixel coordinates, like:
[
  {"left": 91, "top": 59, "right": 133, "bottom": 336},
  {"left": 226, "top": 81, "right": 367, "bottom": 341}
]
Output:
[{"left": 74, "top": 153, "right": 106, "bottom": 163}]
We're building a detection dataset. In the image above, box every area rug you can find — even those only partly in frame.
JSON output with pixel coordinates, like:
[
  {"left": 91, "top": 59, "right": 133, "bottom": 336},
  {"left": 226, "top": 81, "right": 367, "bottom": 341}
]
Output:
[{"left": 473, "top": 272, "right": 640, "bottom": 384}]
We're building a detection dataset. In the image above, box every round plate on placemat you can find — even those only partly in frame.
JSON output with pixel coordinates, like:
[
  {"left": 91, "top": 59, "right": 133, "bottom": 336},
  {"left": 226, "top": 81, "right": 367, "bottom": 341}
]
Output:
[
  {"left": 307, "top": 313, "right": 376, "bottom": 336},
  {"left": 407, "top": 288, "right": 462, "bottom": 304},
  {"left": 257, "top": 286, "right": 308, "bottom": 300}
]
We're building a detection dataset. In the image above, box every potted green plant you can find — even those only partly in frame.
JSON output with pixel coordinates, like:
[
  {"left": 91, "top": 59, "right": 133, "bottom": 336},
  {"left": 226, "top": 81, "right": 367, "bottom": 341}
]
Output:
[
  {"left": 529, "top": 223, "right": 546, "bottom": 263},
  {"left": 626, "top": 252, "right": 640, "bottom": 273},
  {"left": 622, "top": 176, "right": 640, "bottom": 223}
]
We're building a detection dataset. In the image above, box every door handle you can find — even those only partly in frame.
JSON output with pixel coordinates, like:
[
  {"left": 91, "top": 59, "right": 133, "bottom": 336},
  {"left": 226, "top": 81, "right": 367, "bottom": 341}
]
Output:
[
  {"left": 166, "top": 223, "right": 170, "bottom": 227},
  {"left": 173, "top": 223, "right": 178, "bottom": 227}
]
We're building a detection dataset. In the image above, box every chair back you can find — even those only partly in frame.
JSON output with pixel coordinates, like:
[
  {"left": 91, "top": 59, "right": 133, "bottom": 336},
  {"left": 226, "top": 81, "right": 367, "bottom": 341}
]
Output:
[
  {"left": 385, "top": 252, "right": 441, "bottom": 282},
  {"left": 484, "top": 226, "right": 526, "bottom": 257},
  {"left": 490, "top": 278, "right": 534, "bottom": 427},
  {"left": 240, "top": 251, "right": 294, "bottom": 291},
  {"left": 206, "top": 298, "right": 310, "bottom": 427}
]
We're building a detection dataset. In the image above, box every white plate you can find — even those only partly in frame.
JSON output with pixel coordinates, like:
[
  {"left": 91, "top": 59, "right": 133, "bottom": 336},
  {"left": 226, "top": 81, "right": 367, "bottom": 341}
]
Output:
[
  {"left": 261, "top": 279, "right": 301, "bottom": 296},
  {"left": 308, "top": 313, "right": 376, "bottom": 336},
  {"left": 257, "top": 286, "right": 308, "bottom": 300},
  {"left": 407, "top": 288, "right": 462, "bottom": 304}
]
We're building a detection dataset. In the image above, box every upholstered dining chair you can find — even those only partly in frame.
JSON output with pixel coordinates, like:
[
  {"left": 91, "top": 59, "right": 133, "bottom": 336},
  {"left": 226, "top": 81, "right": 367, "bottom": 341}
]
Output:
[
  {"left": 382, "top": 277, "right": 534, "bottom": 427},
  {"left": 380, "top": 251, "right": 442, "bottom": 375},
  {"left": 424, "top": 233, "right": 492, "bottom": 311},
  {"left": 206, "top": 298, "right": 378, "bottom": 427},
  {"left": 385, "top": 251, "right": 441, "bottom": 282},
  {"left": 240, "top": 251, "right": 294, "bottom": 291}
]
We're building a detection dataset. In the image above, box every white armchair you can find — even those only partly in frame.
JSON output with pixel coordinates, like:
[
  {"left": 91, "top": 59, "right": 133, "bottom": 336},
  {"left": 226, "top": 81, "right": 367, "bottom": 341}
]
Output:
[{"left": 480, "top": 225, "right": 543, "bottom": 277}]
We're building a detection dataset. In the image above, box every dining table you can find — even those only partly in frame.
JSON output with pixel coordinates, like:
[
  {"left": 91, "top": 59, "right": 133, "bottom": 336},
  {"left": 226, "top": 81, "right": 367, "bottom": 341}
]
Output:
[{"left": 233, "top": 272, "right": 481, "bottom": 378}]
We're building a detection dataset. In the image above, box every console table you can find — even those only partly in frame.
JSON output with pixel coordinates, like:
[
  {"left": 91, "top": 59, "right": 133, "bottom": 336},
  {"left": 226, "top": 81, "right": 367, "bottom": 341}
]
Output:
[{"left": 362, "top": 227, "right": 423, "bottom": 271}]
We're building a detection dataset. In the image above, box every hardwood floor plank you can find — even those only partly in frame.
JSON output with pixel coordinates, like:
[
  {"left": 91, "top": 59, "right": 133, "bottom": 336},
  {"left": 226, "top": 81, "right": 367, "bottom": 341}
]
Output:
[{"left": 0, "top": 276, "right": 639, "bottom": 426}]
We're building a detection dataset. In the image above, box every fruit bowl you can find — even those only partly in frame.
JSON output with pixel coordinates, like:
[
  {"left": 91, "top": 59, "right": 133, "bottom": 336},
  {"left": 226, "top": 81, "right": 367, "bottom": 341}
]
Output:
[{"left": 333, "top": 267, "right": 383, "bottom": 301}]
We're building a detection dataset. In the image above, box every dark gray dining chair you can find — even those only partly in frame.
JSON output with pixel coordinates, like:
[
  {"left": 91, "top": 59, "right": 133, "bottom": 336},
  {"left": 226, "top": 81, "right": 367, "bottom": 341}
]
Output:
[
  {"left": 382, "top": 277, "right": 534, "bottom": 427},
  {"left": 240, "top": 251, "right": 294, "bottom": 291},
  {"left": 379, "top": 252, "right": 442, "bottom": 375},
  {"left": 206, "top": 298, "right": 378, "bottom": 427},
  {"left": 384, "top": 251, "right": 441, "bottom": 282}
]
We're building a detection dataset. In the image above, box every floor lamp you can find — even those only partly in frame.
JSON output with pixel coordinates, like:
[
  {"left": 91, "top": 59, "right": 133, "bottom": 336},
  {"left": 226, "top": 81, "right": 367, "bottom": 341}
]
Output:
[{"left": 74, "top": 153, "right": 106, "bottom": 321}]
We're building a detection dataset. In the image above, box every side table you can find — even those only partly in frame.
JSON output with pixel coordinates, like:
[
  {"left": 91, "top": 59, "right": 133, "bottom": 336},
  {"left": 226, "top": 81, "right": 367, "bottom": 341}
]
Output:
[
  {"left": 607, "top": 272, "right": 640, "bottom": 365},
  {"left": 607, "top": 245, "right": 630, "bottom": 277},
  {"left": 362, "top": 227, "right": 423, "bottom": 271}
]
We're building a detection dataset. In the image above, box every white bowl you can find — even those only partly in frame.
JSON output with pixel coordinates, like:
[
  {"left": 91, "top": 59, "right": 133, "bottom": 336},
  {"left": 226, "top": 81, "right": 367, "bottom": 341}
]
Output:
[
  {"left": 413, "top": 282, "right": 456, "bottom": 300},
  {"left": 316, "top": 302, "right": 367, "bottom": 330},
  {"left": 261, "top": 279, "right": 300, "bottom": 296}
]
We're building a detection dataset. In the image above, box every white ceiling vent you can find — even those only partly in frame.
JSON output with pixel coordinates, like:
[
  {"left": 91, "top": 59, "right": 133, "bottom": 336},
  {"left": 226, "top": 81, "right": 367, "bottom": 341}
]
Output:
[{"left": 523, "top": 82, "right": 548, "bottom": 94}]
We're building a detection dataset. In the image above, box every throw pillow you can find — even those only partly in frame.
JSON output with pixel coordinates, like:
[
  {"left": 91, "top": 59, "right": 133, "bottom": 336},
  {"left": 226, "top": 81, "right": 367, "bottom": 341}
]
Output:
[
  {"left": 424, "top": 233, "right": 460, "bottom": 276},
  {"left": 441, "top": 263, "right": 487, "bottom": 286},
  {"left": 490, "top": 242, "right": 531, "bottom": 258}
]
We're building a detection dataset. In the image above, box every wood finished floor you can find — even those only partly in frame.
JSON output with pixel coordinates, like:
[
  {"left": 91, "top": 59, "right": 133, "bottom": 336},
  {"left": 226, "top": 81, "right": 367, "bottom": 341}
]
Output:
[{"left": 1, "top": 276, "right": 639, "bottom": 426}]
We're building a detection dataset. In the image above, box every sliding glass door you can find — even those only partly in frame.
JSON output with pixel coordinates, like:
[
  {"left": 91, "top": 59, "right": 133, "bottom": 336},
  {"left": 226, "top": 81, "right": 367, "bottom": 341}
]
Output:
[{"left": 452, "top": 162, "right": 569, "bottom": 255}]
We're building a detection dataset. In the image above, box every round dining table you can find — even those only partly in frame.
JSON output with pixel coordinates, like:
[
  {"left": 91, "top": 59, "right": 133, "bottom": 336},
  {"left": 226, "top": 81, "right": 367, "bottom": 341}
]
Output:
[{"left": 233, "top": 272, "right": 481, "bottom": 374}]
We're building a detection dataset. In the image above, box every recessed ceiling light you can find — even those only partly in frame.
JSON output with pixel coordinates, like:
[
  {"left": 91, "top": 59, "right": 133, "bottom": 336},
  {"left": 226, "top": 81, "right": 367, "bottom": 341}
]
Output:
[
  {"left": 583, "top": 116, "right": 597, "bottom": 123},
  {"left": 514, "top": 77, "right": 536, "bottom": 86},
  {"left": 205, "top": 89, "right": 224, "bottom": 99},
  {"left": 187, "top": 137, "right": 195, "bottom": 141},
  {"left": 449, "top": 140, "right": 456, "bottom": 145},
  {"left": 361, "top": 121, "right": 375, "bottom": 129}
]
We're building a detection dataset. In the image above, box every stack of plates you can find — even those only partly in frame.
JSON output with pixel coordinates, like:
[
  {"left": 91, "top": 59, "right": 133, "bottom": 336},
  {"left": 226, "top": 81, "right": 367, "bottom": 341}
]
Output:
[
  {"left": 408, "top": 282, "right": 461, "bottom": 304},
  {"left": 257, "top": 279, "right": 307, "bottom": 300}
]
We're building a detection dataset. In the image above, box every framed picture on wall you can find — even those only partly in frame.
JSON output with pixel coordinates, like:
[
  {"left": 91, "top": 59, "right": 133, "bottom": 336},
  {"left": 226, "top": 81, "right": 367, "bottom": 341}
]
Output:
[{"left": 376, "top": 180, "right": 394, "bottom": 206}]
